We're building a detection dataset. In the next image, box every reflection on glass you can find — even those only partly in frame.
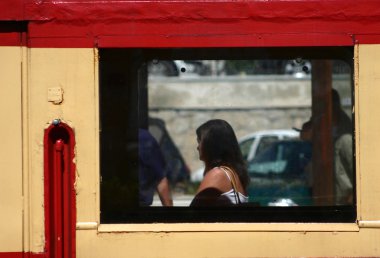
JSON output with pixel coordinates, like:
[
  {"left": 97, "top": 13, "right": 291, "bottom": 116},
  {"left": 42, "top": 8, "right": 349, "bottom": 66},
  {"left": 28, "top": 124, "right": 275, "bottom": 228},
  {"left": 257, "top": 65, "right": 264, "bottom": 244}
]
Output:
[
  {"left": 99, "top": 49, "right": 355, "bottom": 223},
  {"left": 239, "top": 138, "right": 255, "bottom": 161},
  {"left": 146, "top": 59, "right": 353, "bottom": 207},
  {"left": 247, "top": 140, "right": 312, "bottom": 206},
  {"left": 138, "top": 128, "right": 173, "bottom": 207}
]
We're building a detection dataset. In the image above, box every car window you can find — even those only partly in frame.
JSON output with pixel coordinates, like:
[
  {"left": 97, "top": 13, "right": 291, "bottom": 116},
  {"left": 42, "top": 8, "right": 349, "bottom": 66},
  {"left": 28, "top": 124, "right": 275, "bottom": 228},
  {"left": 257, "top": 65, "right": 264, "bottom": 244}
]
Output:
[
  {"left": 239, "top": 138, "right": 255, "bottom": 160},
  {"left": 249, "top": 141, "right": 311, "bottom": 173},
  {"left": 248, "top": 141, "right": 312, "bottom": 206},
  {"left": 255, "top": 136, "right": 279, "bottom": 156}
]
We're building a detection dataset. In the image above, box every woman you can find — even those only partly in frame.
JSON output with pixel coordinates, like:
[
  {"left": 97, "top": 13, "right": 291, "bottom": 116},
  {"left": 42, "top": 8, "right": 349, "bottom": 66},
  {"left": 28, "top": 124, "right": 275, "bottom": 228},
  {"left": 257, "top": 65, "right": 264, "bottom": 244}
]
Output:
[{"left": 190, "top": 119, "right": 250, "bottom": 206}]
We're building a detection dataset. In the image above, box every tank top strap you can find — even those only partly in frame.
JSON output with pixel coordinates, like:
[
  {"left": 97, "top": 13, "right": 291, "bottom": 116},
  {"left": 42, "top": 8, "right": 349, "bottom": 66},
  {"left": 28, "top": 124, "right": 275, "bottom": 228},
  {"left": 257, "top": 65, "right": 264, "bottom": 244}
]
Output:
[
  {"left": 221, "top": 167, "right": 232, "bottom": 182},
  {"left": 220, "top": 166, "right": 241, "bottom": 204}
]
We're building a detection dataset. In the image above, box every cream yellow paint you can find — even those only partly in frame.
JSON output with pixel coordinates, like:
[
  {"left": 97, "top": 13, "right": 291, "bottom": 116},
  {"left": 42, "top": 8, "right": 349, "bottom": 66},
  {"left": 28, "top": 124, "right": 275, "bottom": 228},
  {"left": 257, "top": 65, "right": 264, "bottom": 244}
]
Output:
[
  {"left": 27, "top": 48, "right": 99, "bottom": 253},
  {"left": 16, "top": 45, "right": 380, "bottom": 257},
  {"left": 73, "top": 45, "right": 380, "bottom": 257},
  {"left": 76, "top": 229, "right": 380, "bottom": 258},
  {"left": 0, "top": 47, "right": 23, "bottom": 252},
  {"left": 356, "top": 44, "right": 380, "bottom": 222}
]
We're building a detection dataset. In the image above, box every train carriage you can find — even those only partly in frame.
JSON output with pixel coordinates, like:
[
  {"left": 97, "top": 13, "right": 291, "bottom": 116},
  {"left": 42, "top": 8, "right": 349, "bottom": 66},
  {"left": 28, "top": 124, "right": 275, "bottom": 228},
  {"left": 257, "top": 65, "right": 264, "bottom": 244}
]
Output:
[{"left": 1, "top": 0, "right": 380, "bottom": 257}]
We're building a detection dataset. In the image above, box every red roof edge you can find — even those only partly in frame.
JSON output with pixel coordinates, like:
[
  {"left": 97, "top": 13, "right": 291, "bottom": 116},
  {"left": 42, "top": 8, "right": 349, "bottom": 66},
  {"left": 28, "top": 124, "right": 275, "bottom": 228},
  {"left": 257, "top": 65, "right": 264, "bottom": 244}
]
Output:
[{"left": 0, "top": 0, "right": 24, "bottom": 20}]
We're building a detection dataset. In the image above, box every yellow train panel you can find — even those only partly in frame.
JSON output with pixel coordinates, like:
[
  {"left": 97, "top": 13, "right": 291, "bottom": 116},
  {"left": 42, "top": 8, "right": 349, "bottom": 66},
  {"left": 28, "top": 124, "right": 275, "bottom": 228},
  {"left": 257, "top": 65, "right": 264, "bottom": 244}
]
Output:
[
  {"left": 357, "top": 44, "right": 380, "bottom": 221},
  {"left": 27, "top": 48, "right": 98, "bottom": 253},
  {"left": 0, "top": 47, "right": 23, "bottom": 252},
  {"left": 20, "top": 45, "right": 380, "bottom": 257}
]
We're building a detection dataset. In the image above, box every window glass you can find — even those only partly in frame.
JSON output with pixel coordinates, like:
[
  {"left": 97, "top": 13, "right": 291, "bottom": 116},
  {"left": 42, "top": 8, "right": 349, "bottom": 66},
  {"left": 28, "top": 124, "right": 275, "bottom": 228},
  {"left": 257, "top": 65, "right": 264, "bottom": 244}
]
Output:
[
  {"left": 239, "top": 138, "right": 255, "bottom": 161},
  {"left": 248, "top": 140, "right": 312, "bottom": 206},
  {"left": 99, "top": 47, "right": 355, "bottom": 223},
  {"left": 255, "top": 136, "right": 279, "bottom": 156}
]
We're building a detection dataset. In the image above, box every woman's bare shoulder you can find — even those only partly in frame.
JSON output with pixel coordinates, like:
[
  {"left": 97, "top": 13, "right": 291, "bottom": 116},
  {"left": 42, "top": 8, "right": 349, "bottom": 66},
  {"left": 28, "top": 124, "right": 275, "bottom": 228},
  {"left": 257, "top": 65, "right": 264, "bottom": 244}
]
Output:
[
  {"left": 205, "top": 167, "right": 224, "bottom": 177},
  {"left": 196, "top": 167, "right": 229, "bottom": 193}
]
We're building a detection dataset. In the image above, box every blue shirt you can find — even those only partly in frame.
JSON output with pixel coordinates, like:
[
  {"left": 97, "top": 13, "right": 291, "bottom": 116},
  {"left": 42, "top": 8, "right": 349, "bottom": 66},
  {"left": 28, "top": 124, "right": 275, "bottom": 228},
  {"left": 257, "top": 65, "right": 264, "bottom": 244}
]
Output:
[{"left": 138, "top": 129, "right": 166, "bottom": 206}]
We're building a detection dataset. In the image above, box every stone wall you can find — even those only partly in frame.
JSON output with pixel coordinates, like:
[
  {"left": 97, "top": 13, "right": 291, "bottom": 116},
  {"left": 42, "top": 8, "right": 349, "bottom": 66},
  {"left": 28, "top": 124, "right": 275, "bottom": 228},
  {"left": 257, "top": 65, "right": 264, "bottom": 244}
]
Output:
[{"left": 148, "top": 75, "right": 351, "bottom": 172}]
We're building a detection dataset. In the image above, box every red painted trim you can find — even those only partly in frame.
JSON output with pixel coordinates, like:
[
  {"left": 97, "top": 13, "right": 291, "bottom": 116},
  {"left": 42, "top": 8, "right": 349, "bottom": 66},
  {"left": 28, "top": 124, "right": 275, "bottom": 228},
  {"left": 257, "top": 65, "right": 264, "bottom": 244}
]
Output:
[
  {"left": 0, "top": 0, "right": 24, "bottom": 20},
  {"left": 27, "top": 20, "right": 358, "bottom": 48},
  {"left": 0, "top": 253, "right": 22, "bottom": 258},
  {"left": 0, "top": 252, "right": 46, "bottom": 258},
  {"left": 96, "top": 33, "right": 354, "bottom": 48},
  {"left": 28, "top": 36, "right": 94, "bottom": 48},
  {"left": 44, "top": 122, "right": 76, "bottom": 258},
  {"left": 3, "top": 1, "right": 380, "bottom": 47},
  {"left": 0, "top": 32, "right": 22, "bottom": 46},
  {"left": 0, "top": 22, "right": 27, "bottom": 46},
  {"left": 21, "top": 1, "right": 380, "bottom": 24},
  {"left": 355, "top": 34, "right": 380, "bottom": 44},
  {"left": 26, "top": 34, "right": 355, "bottom": 48}
]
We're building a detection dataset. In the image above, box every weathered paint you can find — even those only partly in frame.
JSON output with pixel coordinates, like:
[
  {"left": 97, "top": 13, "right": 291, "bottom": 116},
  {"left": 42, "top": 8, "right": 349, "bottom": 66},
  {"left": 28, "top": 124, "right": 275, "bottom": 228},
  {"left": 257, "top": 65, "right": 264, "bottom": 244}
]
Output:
[
  {"left": 1, "top": 1, "right": 380, "bottom": 47},
  {"left": 0, "top": 1, "right": 380, "bottom": 257},
  {"left": 10, "top": 45, "right": 377, "bottom": 257},
  {"left": 1, "top": 44, "right": 380, "bottom": 257},
  {"left": 26, "top": 48, "right": 98, "bottom": 254},
  {"left": 24, "top": 0, "right": 380, "bottom": 47}
]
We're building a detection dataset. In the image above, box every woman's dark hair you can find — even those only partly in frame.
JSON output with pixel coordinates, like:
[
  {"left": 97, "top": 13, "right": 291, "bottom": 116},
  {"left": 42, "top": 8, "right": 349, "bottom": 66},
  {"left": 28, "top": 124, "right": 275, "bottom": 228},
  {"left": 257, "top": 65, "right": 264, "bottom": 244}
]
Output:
[{"left": 196, "top": 119, "right": 250, "bottom": 190}]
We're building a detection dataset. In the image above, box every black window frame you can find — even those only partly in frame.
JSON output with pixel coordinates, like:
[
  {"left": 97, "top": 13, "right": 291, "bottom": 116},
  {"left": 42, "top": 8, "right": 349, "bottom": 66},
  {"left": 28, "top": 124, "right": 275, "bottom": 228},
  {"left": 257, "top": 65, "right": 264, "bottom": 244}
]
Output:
[{"left": 99, "top": 47, "right": 356, "bottom": 224}]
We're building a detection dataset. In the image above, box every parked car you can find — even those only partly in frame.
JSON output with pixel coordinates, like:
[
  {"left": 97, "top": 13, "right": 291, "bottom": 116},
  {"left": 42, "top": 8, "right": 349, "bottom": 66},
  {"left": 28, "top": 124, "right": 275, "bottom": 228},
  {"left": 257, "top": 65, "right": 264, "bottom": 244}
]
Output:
[
  {"left": 247, "top": 140, "right": 312, "bottom": 206},
  {"left": 190, "top": 130, "right": 299, "bottom": 182},
  {"left": 239, "top": 130, "right": 299, "bottom": 163}
]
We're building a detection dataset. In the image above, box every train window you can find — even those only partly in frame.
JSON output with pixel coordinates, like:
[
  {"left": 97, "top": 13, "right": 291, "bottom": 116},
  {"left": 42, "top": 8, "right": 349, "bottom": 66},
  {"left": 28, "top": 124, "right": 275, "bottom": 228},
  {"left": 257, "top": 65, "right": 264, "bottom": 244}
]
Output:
[{"left": 99, "top": 47, "right": 355, "bottom": 223}]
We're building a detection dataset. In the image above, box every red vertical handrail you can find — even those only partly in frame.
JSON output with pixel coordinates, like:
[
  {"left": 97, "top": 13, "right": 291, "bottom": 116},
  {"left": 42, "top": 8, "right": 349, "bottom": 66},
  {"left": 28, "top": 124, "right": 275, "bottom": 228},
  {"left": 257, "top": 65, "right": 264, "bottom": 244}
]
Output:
[
  {"left": 44, "top": 121, "right": 76, "bottom": 258},
  {"left": 53, "top": 140, "right": 64, "bottom": 258},
  {"left": 62, "top": 142, "right": 71, "bottom": 258}
]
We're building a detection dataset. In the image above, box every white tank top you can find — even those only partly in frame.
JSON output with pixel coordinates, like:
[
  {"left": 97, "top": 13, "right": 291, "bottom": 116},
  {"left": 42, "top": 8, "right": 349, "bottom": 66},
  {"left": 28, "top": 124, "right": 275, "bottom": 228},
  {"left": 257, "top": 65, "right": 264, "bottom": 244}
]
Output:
[{"left": 219, "top": 169, "right": 248, "bottom": 204}]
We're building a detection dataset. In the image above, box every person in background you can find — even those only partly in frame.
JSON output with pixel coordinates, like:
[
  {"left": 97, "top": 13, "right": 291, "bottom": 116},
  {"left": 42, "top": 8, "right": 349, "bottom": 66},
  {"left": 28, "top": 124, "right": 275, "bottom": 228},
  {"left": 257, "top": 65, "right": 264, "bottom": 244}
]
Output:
[
  {"left": 300, "top": 120, "right": 312, "bottom": 142},
  {"left": 299, "top": 119, "right": 313, "bottom": 188},
  {"left": 190, "top": 119, "right": 249, "bottom": 206},
  {"left": 139, "top": 128, "right": 173, "bottom": 206},
  {"left": 298, "top": 89, "right": 353, "bottom": 205},
  {"left": 331, "top": 89, "right": 353, "bottom": 205}
]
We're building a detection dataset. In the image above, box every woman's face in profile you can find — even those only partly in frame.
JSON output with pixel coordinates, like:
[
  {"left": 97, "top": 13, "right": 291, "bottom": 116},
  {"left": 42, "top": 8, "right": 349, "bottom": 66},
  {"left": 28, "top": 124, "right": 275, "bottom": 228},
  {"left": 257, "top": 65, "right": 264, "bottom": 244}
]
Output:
[{"left": 197, "top": 136, "right": 204, "bottom": 161}]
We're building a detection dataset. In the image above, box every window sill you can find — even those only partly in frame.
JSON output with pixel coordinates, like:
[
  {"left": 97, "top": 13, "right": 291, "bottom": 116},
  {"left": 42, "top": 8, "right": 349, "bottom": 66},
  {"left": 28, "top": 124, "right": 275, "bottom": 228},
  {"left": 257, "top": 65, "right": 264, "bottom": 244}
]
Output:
[{"left": 94, "top": 222, "right": 359, "bottom": 233}]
